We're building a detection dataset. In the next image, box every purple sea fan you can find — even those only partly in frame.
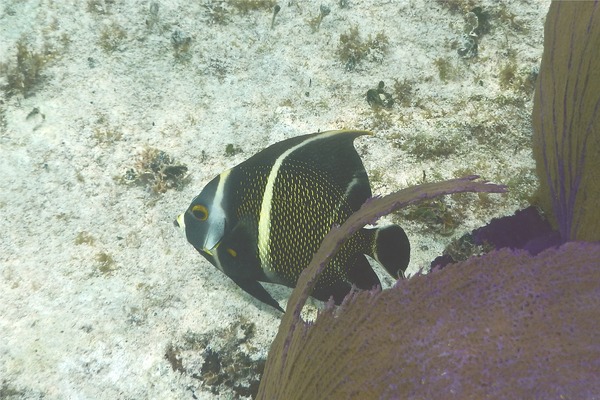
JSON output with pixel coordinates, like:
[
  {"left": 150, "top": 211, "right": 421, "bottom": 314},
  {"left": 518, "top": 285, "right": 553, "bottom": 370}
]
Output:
[
  {"left": 258, "top": 242, "right": 600, "bottom": 399},
  {"left": 471, "top": 206, "right": 561, "bottom": 255},
  {"left": 532, "top": 1, "right": 600, "bottom": 242}
]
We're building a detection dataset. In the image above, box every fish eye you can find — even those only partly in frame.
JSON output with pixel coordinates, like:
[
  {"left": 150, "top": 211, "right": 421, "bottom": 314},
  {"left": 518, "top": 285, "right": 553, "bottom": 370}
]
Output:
[{"left": 191, "top": 204, "right": 209, "bottom": 221}]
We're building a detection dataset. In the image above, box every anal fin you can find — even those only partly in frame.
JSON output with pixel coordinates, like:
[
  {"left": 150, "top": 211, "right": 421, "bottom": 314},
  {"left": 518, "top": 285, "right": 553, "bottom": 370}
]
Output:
[
  {"left": 347, "top": 254, "right": 381, "bottom": 291},
  {"left": 311, "top": 281, "right": 352, "bottom": 305}
]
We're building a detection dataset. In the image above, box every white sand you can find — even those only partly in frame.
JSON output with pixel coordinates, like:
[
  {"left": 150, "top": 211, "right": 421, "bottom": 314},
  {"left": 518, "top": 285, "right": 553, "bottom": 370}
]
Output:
[{"left": 1, "top": 0, "right": 549, "bottom": 398}]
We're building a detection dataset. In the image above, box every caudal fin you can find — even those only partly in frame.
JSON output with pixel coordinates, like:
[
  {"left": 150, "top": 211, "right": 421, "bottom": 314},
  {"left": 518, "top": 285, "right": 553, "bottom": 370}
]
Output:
[{"left": 373, "top": 225, "right": 410, "bottom": 279}]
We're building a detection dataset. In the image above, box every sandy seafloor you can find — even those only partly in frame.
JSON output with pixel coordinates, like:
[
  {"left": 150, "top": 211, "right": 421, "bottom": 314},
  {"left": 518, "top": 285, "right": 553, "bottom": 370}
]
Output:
[{"left": 1, "top": 0, "right": 549, "bottom": 398}]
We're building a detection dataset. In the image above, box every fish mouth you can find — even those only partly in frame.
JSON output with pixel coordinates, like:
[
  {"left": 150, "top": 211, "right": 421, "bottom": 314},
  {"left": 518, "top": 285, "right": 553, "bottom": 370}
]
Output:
[
  {"left": 202, "top": 242, "right": 221, "bottom": 256},
  {"left": 175, "top": 213, "right": 186, "bottom": 231}
]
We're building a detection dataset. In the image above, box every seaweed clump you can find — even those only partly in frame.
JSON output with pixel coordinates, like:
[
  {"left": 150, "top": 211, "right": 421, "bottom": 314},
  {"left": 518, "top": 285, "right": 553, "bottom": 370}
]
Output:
[
  {"left": 87, "top": 0, "right": 114, "bottom": 14},
  {"left": 337, "top": 27, "right": 389, "bottom": 71},
  {"left": 230, "top": 0, "right": 276, "bottom": 13},
  {"left": 498, "top": 54, "right": 537, "bottom": 94},
  {"left": 98, "top": 22, "right": 127, "bottom": 52},
  {"left": 435, "top": 0, "right": 476, "bottom": 14},
  {"left": 432, "top": 57, "right": 457, "bottom": 82},
  {"left": 308, "top": 5, "right": 331, "bottom": 32},
  {"left": 402, "top": 198, "right": 465, "bottom": 236},
  {"left": 165, "top": 318, "right": 265, "bottom": 398},
  {"left": 121, "top": 147, "right": 188, "bottom": 194},
  {"left": 203, "top": 1, "right": 231, "bottom": 25},
  {"left": 95, "top": 252, "right": 116, "bottom": 275},
  {"left": 225, "top": 143, "right": 243, "bottom": 157},
  {"left": 0, "top": 380, "right": 43, "bottom": 400},
  {"left": 0, "top": 37, "right": 54, "bottom": 97},
  {"left": 171, "top": 30, "right": 192, "bottom": 61},
  {"left": 392, "top": 78, "right": 414, "bottom": 107}
]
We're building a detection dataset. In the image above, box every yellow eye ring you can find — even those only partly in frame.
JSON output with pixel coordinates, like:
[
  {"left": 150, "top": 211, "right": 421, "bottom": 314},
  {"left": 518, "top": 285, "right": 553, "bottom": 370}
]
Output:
[{"left": 191, "top": 204, "right": 209, "bottom": 221}]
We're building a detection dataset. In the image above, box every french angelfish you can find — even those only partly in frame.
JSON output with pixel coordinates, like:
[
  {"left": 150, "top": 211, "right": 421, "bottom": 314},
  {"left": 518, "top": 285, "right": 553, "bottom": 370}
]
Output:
[{"left": 176, "top": 130, "right": 410, "bottom": 312}]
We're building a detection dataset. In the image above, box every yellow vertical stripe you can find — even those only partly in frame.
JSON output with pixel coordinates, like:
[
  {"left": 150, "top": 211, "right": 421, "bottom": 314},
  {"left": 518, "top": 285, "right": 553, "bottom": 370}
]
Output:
[{"left": 257, "top": 130, "right": 351, "bottom": 277}]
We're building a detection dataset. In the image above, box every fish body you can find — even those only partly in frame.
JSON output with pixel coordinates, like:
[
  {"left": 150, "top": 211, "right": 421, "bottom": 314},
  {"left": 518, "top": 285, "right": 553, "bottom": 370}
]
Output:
[{"left": 177, "top": 130, "right": 410, "bottom": 311}]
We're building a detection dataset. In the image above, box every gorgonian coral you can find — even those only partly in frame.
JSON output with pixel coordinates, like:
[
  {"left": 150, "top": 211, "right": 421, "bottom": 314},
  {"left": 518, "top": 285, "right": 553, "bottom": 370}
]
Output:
[
  {"left": 532, "top": 1, "right": 600, "bottom": 242},
  {"left": 258, "top": 242, "right": 600, "bottom": 399}
]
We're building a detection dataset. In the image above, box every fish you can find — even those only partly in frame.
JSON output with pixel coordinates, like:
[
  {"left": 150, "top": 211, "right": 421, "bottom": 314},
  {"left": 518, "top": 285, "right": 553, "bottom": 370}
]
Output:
[{"left": 176, "top": 130, "right": 410, "bottom": 312}]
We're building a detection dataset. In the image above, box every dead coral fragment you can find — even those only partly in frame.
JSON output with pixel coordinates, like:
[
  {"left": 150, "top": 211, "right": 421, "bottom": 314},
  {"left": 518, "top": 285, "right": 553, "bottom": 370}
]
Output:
[
  {"left": 122, "top": 147, "right": 188, "bottom": 194},
  {"left": 146, "top": 2, "right": 161, "bottom": 30}
]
